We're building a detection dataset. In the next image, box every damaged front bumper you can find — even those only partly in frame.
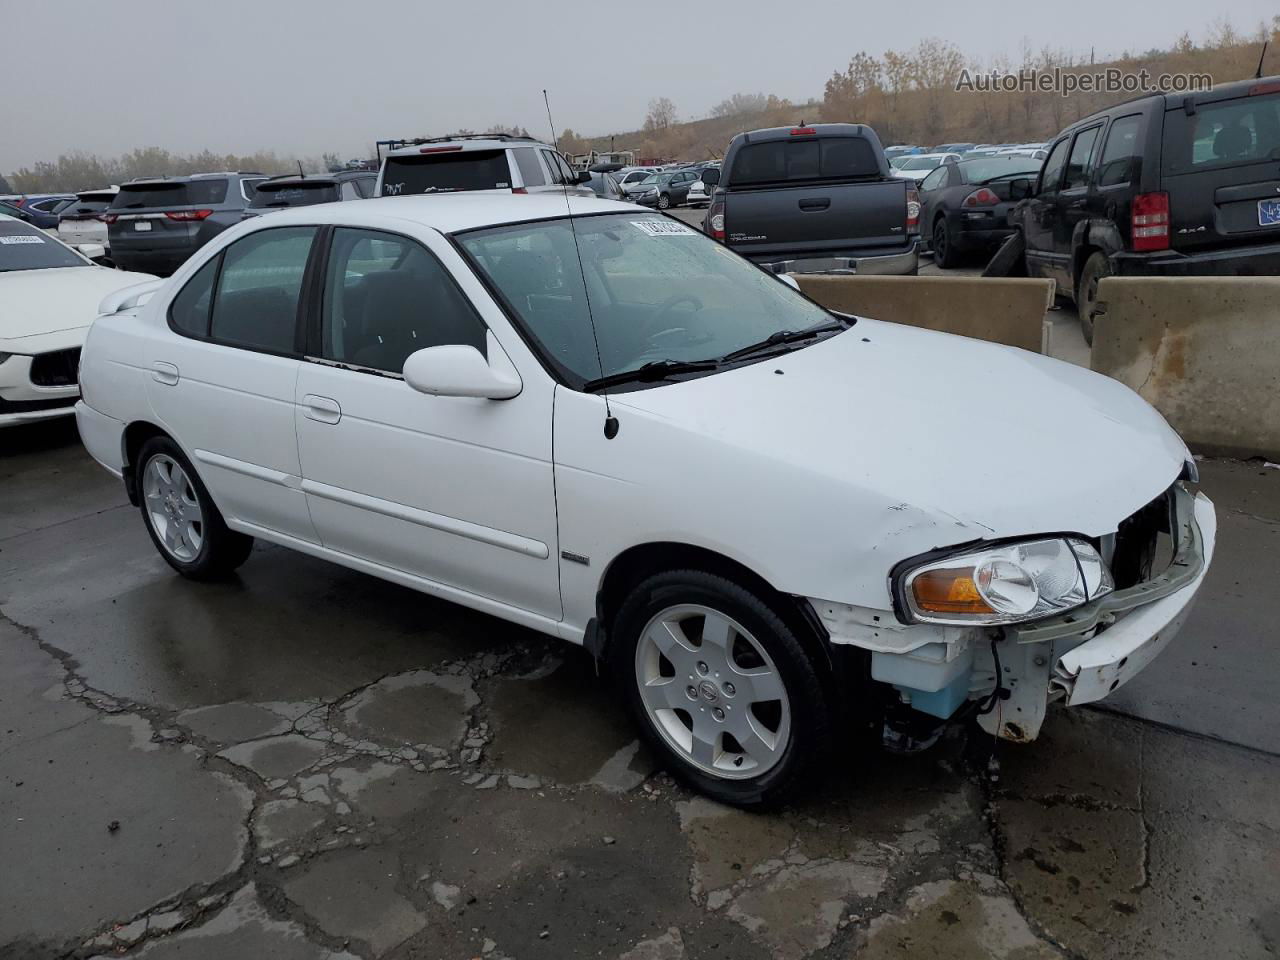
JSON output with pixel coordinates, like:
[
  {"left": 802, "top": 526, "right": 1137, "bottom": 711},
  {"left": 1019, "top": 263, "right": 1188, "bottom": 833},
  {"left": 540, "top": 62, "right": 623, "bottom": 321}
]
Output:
[
  {"left": 811, "top": 486, "right": 1216, "bottom": 745},
  {"left": 978, "top": 487, "right": 1216, "bottom": 742}
]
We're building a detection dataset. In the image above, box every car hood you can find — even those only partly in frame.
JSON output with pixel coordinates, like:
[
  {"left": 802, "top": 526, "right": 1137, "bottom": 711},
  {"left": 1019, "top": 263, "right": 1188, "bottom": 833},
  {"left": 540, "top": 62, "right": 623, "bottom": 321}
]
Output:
[
  {"left": 0, "top": 266, "right": 157, "bottom": 350},
  {"left": 609, "top": 318, "right": 1188, "bottom": 543}
]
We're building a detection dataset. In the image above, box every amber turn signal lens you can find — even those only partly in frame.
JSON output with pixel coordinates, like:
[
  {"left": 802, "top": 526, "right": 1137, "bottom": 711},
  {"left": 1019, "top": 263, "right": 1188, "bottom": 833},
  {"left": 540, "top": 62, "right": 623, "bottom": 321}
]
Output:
[{"left": 910, "top": 566, "right": 995, "bottom": 615}]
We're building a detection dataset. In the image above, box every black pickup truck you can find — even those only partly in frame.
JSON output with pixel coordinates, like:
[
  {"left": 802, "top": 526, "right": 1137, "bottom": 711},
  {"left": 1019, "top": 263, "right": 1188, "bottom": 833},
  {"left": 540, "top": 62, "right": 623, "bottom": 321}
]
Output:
[{"left": 700, "top": 123, "right": 919, "bottom": 275}]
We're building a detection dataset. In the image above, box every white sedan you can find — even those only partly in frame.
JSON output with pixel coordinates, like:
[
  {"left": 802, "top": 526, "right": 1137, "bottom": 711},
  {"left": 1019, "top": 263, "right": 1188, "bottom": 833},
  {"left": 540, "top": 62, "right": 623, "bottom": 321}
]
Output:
[
  {"left": 685, "top": 179, "right": 711, "bottom": 207},
  {"left": 1, "top": 214, "right": 155, "bottom": 426},
  {"left": 76, "top": 194, "right": 1215, "bottom": 806},
  {"left": 891, "top": 152, "right": 962, "bottom": 185}
]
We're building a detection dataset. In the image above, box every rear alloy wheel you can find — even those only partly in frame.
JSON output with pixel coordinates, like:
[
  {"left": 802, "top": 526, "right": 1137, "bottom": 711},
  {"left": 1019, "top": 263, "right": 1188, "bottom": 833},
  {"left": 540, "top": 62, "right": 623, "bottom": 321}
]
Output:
[
  {"left": 657, "top": 193, "right": 671, "bottom": 210},
  {"left": 611, "top": 570, "right": 832, "bottom": 807},
  {"left": 932, "top": 216, "right": 957, "bottom": 268},
  {"left": 1076, "top": 251, "right": 1113, "bottom": 346},
  {"left": 137, "top": 436, "right": 254, "bottom": 580}
]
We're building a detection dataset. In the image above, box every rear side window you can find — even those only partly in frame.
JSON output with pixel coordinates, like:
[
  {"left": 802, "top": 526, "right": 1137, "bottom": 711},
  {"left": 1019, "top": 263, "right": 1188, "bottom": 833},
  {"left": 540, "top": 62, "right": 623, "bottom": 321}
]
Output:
[
  {"left": 381, "top": 151, "right": 512, "bottom": 195},
  {"left": 513, "top": 148, "right": 546, "bottom": 187},
  {"left": 210, "top": 227, "right": 316, "bottom": 354},
  {"left": 1097, "top": 115, "right": 1143, "bottom": 187},
  {"left": 169, "top": 256, "right": 220, "bottom": 337},
  {"left": 1062, "top": 126, "right": 1101, "bottom": 190},
  {"left": 1038, "top": 138, "right": 1070, "bottom": 193},
  {"left": 112, "top": 179, "right": 228, "bottom": 209},
  {"left": 1162, "top": 92, "right": 1280, "bottom": 173},
  {"left": 728, "top": 137, "right": 879, "bottom": 185},
  {"left": 320, "top": 228, "right": 487, "bottom": 373}
]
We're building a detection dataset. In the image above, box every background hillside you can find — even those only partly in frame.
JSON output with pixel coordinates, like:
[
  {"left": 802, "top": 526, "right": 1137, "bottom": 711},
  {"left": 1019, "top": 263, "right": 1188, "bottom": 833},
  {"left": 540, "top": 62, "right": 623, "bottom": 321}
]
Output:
[{"left": 8, "top": 16, "right": 1278, "bottom": 192}]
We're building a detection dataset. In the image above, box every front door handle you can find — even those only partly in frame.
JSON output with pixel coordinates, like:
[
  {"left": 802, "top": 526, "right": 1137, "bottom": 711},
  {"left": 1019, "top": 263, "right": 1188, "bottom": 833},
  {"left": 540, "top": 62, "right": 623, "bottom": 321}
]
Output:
[
  {"left": 151, "top": 361, "right": 179, "bottom": 386},
  {"left": 302, "top": 394, "right": 341, "bottom": 425}
]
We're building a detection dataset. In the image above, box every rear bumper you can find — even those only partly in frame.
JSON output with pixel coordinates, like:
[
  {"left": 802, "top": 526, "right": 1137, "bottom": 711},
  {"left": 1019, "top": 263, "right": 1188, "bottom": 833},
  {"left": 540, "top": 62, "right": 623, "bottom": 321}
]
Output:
[
  {"left": 75, "top": 401, "right": 125, "bottom": 477},
  {"left": 109, "top": 248, "right": 193, "bottom": 276},
  {"left": 946, "top": 207, "right": 1016, "bottom": 248},
  {"left": 753, "top": 241, "right": 919, "bottom": 277},
  {"left": 1112, "top": 238, "right": 1280, "bottom": 277}
]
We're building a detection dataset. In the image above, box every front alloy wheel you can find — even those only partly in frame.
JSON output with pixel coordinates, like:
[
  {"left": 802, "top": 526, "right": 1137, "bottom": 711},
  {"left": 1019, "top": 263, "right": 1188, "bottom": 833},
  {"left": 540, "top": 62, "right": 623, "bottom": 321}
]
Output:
[
  {"left": 635, "top": 604, "right": 791, "bottom": 779},
  {"left": 611, "top": 570, "right": 833, "bottom": 806},
  {"left": 657, "top": 193, "right": 671, "bottom": 209}
]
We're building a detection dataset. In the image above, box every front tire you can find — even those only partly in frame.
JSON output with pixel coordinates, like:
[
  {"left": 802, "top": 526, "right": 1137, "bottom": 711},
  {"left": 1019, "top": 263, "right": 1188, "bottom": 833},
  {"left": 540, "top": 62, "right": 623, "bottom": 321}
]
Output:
[
  {"left": 1076, "top": 251, "right": 1112, "bottom": 346},
  {"left": 609, "top": 570, "right": 832, "bottom": 807},
  {"left": 137, "top": 436, "right": 254, "bottom": 580},
  {"left": 657, "top": 193, "right": 671, "bottom": 210}
]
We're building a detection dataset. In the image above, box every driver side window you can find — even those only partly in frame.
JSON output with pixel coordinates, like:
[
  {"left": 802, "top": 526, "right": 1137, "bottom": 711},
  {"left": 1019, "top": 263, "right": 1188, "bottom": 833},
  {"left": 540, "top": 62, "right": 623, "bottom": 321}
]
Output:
[{"left": 319, "top": 228, "right": 487, "bottom": 374}]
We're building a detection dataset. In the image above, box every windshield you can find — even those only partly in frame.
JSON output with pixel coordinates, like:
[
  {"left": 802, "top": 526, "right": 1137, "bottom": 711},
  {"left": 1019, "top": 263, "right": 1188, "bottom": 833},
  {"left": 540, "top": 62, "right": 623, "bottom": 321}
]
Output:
[
  {"left": 457, "top": 213, "right": 836, "bottom": 387},
  {"left": 641, "top": 174, "right": 671, "bottom": 185},
  {"left": 960, "top": 157, "right": 1043, "bottom": 182},
  {"left": 900, "top": 157, "right": 940, "bottom": 171},
  {"left": 0, "top": 220, "right": 88, "bottom": 271}
]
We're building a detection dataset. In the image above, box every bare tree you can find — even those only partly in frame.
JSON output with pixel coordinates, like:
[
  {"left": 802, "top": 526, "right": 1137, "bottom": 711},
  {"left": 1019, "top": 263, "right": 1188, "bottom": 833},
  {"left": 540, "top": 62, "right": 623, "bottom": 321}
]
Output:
[
  {"left": 643, "top": 97, "right": 677, "bottom": 132},
  {"left": 711, "top": 92, "right": 769, "bottom": 118}
]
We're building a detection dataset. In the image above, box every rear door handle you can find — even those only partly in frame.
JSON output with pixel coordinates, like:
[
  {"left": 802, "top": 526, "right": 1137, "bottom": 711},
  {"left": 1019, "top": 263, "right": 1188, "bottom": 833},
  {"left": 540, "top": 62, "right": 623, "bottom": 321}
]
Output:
[
  {"left": 798, "top": 198, "right": 831, "bottom": 211},
  {"left": 151, "top": 361, "right": 179, "bottom": 386},
  {"left": 302, "top": 394, "right": 342, "bottom": 425}
]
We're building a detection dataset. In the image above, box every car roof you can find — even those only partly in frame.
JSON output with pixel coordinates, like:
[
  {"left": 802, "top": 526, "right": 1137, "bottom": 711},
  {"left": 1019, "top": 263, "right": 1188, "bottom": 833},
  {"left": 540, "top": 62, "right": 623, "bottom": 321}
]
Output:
[
  {"left": 385, "top": 135, "right": 549, "bottom": 157},
  {"left": 242, "top": 193, "right": 641, "bottom": 234}
]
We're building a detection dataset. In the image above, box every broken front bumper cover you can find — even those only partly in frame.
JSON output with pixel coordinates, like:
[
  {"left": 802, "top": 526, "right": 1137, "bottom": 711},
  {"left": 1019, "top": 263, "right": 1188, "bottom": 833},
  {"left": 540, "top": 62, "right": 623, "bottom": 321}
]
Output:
[{"left": 978, "top": 487, "right": 1216, "bottom": 742}]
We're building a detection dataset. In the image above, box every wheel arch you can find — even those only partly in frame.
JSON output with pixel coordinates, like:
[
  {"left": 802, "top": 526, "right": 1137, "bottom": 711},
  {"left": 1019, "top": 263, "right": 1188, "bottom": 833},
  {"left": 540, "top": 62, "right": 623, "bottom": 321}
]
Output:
[
  {"left": 121, "top": 420, "right": 171, "bottom": 504},
  {"left": 592, "top": 541, "right": 839, "bottom": 683}
]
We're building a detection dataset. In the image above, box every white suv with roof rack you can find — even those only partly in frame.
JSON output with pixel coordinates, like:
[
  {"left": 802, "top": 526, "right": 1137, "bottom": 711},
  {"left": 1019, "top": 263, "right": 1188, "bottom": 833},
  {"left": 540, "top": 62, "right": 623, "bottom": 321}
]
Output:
[{"left": 375, "top": 135, "right": 595, "bottom": 199}]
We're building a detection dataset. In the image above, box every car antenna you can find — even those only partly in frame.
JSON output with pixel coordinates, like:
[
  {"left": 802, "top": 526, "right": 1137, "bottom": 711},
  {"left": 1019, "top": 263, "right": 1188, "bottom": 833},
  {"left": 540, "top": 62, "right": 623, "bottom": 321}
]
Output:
[
  {"left": 544, "top": 88, "right": 618, "bottom": 440},
  {"left": 297, "top": 160, "right": 305, "bottom": 179},
  {"left": 1257, "top": 41, "right": 1269, "bottom": 79}
]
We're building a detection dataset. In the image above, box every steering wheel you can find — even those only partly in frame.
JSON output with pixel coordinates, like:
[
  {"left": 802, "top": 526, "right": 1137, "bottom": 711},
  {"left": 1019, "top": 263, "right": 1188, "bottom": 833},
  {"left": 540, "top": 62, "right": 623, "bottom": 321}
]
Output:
[{"left": 643, "top": 293, "right": 705, "bottom": 344}]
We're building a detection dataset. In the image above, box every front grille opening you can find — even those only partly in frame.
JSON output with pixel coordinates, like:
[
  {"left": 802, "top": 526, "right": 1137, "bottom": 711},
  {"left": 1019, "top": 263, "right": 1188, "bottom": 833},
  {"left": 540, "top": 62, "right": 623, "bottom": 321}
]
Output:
[
  {"left": 30, "top": 348, "right": 81, "bottom": 387},
  {"left": 1109, "top": 487, "right": 1177, "bottom": 589}
]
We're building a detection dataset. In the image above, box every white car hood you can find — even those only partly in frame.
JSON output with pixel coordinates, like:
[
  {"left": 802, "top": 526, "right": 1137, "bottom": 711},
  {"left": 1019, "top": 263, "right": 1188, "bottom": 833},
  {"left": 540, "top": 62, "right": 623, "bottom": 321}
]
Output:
[
  {"left": 0, "top": 266, "right": 156, "bottom": 352},
  {"left": 610, "top": 318, "right": 1187, "bottom": 542}
]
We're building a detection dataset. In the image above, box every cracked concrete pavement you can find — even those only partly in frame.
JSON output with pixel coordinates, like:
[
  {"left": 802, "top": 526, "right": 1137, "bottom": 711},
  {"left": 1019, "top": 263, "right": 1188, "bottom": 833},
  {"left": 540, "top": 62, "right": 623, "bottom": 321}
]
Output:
[{"left": 2, "top": 420, "right": 1278, "bottom": 959}]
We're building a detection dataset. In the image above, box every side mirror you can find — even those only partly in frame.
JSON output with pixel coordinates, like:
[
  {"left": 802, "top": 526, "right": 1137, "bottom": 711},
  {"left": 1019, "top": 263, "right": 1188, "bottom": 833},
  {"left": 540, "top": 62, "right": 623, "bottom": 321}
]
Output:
[
  {"left": 76, "top": 243, "right": 107, "bottom": 261},
  {"left": 778, "top": 274, "right": 801, "bottom": 292},
  {"left": 1008, "top": 178, "right": 1034, "bottom": 202},
  {"left": 574, "top": 171, "right": 592, "bottom": 184},
  {"left": 701, "top": 168, "right": 720, "bottom": 186},
  {"left": 403, "top": 343, "right": 522, "bottom": 400}
]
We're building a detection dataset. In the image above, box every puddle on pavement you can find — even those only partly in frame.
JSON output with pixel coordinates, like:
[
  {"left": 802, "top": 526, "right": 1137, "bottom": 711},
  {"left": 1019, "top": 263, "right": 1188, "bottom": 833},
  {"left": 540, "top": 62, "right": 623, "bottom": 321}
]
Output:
[{"left": 485, "top": 652, "right": 651, "bottom": 785}]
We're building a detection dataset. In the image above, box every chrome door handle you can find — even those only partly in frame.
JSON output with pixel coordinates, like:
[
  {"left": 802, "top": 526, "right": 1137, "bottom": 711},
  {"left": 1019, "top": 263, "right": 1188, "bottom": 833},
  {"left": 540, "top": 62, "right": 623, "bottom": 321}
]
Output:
[
  {"left": 302, "top": 394, "right": 341, "bottom": 424},
  {"left": 151, "top": 361, "right": 179, "bottom": 386}
]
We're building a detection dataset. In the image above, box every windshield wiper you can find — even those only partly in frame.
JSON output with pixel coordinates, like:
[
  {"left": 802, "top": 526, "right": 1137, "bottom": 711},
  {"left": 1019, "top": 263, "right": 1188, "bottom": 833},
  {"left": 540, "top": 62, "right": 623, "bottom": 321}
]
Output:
[
  {"left": 719, "top": 320, "right": 847, "bottom": 363},
  {"left": 583, "top": 359, "right": 720, "bottom": 392}
]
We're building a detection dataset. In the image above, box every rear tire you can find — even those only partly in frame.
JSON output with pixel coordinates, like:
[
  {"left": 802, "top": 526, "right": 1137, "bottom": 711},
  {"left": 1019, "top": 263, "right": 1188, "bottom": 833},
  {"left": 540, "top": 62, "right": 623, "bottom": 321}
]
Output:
[
  {"left": 1076, "top": 251, "right": 1112, "bottom": 346},
  {"left": 609, "top": 570, "right": 833, "bottom": 807},
  {"left": 932, "top": 216, "right": 958, "bottom": 269},
  {"left": 136, "top": 436, "right": 254, "bottom": 580}
]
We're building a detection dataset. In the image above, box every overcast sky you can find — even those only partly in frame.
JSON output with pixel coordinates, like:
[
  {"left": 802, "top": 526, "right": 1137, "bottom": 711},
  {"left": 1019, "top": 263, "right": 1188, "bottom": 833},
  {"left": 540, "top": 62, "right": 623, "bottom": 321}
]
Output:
[{"left": 4, "top": 0, "right": 1276, "bottom": 172}]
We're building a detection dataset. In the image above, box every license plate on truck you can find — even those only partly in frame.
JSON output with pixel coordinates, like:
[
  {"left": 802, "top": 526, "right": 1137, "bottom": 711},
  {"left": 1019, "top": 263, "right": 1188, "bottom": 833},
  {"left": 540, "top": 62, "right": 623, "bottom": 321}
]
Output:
[
  {"left": 134, "top": 221, "right": 152, "bottom": 232},
  {"left": 1258, "top": 199, "right": 1280, "bottom": 226}
]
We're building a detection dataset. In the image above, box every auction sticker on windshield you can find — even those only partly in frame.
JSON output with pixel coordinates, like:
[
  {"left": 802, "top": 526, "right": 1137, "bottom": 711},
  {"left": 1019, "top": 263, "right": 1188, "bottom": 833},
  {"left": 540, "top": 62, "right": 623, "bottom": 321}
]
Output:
[
  {"left": 0, "top": 235, "right": 45, "bottom": 244},
  {"left": 632, "top": 220, "right": 696, "bottom": 237}
]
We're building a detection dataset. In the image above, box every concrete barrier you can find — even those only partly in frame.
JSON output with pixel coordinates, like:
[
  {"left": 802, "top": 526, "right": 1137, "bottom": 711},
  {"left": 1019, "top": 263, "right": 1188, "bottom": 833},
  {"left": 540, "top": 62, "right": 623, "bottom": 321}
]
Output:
[
  {"left": 1092, "top": 277, "right": 1280, "bottom": 461},
  {"left": 794, "top": 275, "right": 1056, "bottom": 353}
]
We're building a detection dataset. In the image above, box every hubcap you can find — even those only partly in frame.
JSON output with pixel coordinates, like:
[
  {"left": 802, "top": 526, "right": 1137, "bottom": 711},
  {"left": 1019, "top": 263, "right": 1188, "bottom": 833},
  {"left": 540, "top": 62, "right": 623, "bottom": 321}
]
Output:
[
  {"left": 634, "top": 604, "right": 791, "bottom": 780},
  {"left": 143, "top": 454, "right": 204, "bottom": 562}
]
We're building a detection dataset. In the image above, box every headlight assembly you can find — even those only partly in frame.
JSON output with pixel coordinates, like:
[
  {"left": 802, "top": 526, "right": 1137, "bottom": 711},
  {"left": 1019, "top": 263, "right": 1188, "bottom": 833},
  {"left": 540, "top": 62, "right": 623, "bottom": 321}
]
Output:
[{"left": 897, "top": 537, "right": 1114, "bottom": 625}]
